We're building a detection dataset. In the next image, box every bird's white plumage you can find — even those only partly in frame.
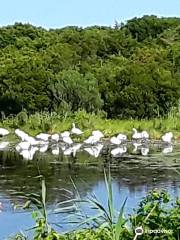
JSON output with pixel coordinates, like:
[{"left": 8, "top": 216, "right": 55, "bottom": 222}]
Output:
[
  {"left": 84, "top": 136, "right": 94, "bottom": 144},
  {"left": 61, "top": 131, "right": 70, "bottom": 138},
  {"left": 132, "top": 128, "right": 142, "bottom": 139},
  {"left": 36, "top": 133, "right": 50, "bottom": 141},
  {"left": 51, "top": 134, "right": 60, "bottom": 142},
  {"left": 63, "top": 136, "right": 73, "bottom": 145},
  {"left": 15, "top": 129, "right": 28, "bottom": 141},
  {"left": 117, "top": 133, "right": 127, "bottom": 141},
  {"left": 84, "top": 130, "right": 104, "bottom": 145},
  {"left": 0, "top": 128, "right": 9, "bottom": 136},
  {"left": 84, "top": 135, "right": 100, "bottom": 144},
  {"left": 162, "top": 132, "right": 173, "bottom": 143},
  {"left": 141, "top": 131, "right": 149, "bottom": 139},
  {"left": 110, "top": 136, "right": 121, "bottom": 145},
  {"left": 92, "top": 130, "right": 104, "bottom": 138},
  {"left": 71, "top": 123, "right": 83, "bottom": 135},
  {"left": 0, "top": 141, "right": 9, "bottom": 149},
  {"left": 132, "top": 128, "right": 149, "bottom": 140}
]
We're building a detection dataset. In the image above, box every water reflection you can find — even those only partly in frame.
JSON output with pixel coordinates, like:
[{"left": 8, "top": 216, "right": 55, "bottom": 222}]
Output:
[
  {"left": 84, "top": 143, "right": 103, "bottom": 158},
  {"left": 111, "top": 146, "right": 127, "bottom": 156},
  {"left": 162, "top": 145, "right": 173, "bottom": 154},
  {"left": 0, "top": 145, "right": 179, "bottom": 239},
  {"left": 0, "top": 139, "right": 179, "bottom": 160}
]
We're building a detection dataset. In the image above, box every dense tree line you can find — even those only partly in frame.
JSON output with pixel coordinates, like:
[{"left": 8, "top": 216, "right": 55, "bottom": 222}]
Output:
[{"left": 0, "top": 15, "right": 180, "bottom": 119}]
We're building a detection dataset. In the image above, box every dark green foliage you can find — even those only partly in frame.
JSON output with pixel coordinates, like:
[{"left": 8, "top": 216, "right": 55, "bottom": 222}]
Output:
[
  {"left": 130, "top": 190, "right": 180, "bottom": 240},
  {"left": 125, "top": 15, "right": 180, "bottom": 42},
  {"left": 48, "top": 70, "right": 102, "bottom": 113},
  {"left": 0, "top": 16, "right": 180, "bottom": 119}
]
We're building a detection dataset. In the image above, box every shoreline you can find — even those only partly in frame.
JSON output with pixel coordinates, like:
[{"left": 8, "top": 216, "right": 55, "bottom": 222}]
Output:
[{"left": 1, "top": 112, "right": 180, "bottom": 141}]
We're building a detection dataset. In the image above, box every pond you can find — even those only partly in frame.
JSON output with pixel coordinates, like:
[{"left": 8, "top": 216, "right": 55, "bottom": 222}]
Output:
[{"left": 0, "top": 141, "right": 180, "bottom": 239}]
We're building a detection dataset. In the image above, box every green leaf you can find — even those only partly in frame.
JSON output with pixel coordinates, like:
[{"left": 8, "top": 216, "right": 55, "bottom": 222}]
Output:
[{"left": 115, "top": 197, "right": 127, "bottom": 240}]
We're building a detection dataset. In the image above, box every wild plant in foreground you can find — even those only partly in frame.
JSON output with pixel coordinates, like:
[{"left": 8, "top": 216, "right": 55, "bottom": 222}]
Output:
[
  {"left": 130, "top": 189, "right": 180, "bottom": 240},
  {"left": 70, "top": 169, "right": 128, "bottom": 240},
  {"left": 11, "top": 176, "right": 67, "bottom": 239}
]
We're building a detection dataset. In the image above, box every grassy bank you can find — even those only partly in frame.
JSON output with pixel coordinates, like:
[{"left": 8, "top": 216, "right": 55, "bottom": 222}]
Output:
[{"left": 1, "top": 110, "right": 180, "bottom": 141}]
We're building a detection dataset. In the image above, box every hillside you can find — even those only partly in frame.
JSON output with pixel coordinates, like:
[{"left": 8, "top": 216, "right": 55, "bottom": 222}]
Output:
[{"left": 0, "top": 15, "right": 180, "bottom": 119}]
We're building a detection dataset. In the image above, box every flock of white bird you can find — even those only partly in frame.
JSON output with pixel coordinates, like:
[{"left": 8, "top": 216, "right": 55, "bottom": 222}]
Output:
[{"left": 0, "top": 124, "right": 174, "bottom": 160}]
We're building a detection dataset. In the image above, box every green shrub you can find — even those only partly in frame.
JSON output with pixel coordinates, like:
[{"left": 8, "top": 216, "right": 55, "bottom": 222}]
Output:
[{"left": 17, "top": 110, "right": 28, "bottom": 126}]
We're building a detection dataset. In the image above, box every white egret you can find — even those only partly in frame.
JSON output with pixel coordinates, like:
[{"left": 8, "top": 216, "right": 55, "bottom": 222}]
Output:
[
  {"left": 26, "top": 136, "right": 38, "bottom": 145},
  {"left": 117, "top": 133, "right": 127, "bottom": 141},
  {"left": 0, "top": 128, "right": 9, "bottom": 136},
  {"left": 51, "top": 133, "right": 60, "bottom": 142},
  {"left": 84, "top": 136, "right": 94, "bottom": 144},
  {"left": 36, "top": 133, "right": 51, "bottom": 141},
  {"left": 0, "top": 141, "right": 9, "bottom": 149},
  {"left": 132, "top": 128, "right": 142, "bottom": 140},
  {"left": 84, "top": 130, "right": 104, "bottom": 145},
  {"left": 71, "top": 123, "right": 83, "bottom": 135},
  {"left": 92, "top": 130, "right": 104, "bottom": 138},
  {"left": 141, "top": 131, "right": 149, "bottom": 139},
  {"left": 15, "top": 129, "right": 29, "bottom": 141},
  {"left": 84, "top": 135, "right": 101, "bottom": 144},
  {"left": 110, "top": 136, "right": 121, "bottom": 145},
  {"left": 161, "top": 132, "right": 173, "bottom": 143},
  {"left": 62, "top": 136, "right": 73, "bottom": 145},
  {"left": 61, "top": 131, "right": 70, "bottom": 138}
]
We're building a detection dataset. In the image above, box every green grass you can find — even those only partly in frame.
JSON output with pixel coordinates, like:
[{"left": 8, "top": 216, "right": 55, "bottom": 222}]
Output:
[{"left": 1, "top": 110, "right": 180, "bottom": 140}]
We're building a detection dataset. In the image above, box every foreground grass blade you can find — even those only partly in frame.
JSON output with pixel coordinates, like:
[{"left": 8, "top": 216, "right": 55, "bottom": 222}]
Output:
[
  {"left": 115, "top": 197, "right": 127, "bottom": 240},
  {"left": 104, "top": 168, "right": 114, "bottom": 225}
]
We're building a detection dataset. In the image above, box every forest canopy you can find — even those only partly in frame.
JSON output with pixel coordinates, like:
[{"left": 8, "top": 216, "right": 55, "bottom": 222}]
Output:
[{"left": 0, "top": 15, "right": 180, "bottom": 119}]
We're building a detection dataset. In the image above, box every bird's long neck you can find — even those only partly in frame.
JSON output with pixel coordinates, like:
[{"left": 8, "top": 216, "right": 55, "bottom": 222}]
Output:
[{"left": 133, "top": 128, "right": 137, "bottom": 133}]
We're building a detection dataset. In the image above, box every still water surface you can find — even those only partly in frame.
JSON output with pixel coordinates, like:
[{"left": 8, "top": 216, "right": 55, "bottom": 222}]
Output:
[{"left": 0, "top": 142, "right": 180, "bottom": 239}]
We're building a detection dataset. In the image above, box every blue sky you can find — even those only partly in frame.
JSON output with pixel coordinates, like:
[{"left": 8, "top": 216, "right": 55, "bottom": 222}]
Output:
[{"left": 0, "top": 0, "right": 180, "bottom": 29}]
